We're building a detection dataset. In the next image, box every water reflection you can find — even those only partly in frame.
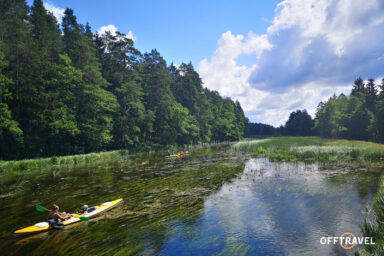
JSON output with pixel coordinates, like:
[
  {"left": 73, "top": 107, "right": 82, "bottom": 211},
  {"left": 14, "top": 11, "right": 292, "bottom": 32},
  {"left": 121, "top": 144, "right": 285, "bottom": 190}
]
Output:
[
  {"left": 161, "top": 158, "right": 378, "bottom": 256},
  {"left": 0, "top": 155, "right": 380, "bottom": 256}
]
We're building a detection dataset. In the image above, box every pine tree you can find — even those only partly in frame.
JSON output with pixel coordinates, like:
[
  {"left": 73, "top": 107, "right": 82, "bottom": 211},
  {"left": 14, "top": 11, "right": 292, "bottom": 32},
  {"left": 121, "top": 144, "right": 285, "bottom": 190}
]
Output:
[
  {"left": 62, "top": 9, "right": 119, "bottom": 152},
  {"left": 30, "top": 0, "right": 63, "bottom": 61},
  {"left": 142, "top": 49, "right": 180, "bottom": 144},
  {"left": 365, "top": 78, "right": 377, "bottom": 113},
  {"left": 0, "top": 43, "right": 23, "bottom": 159},
  {"left": 374, "top": 78, "right": 384, "bottom": 141},
  {"left": 0, "top": 0, "right": 36, "bottom": 158},
  {"left": 95, "top": 31, "right": 149, "bottom": 148},
  {"left": 351, "top": 77, "right": 366, "bottom": 95},
  {"left": 0, "top": 1, "right": 249, "bottom": 159}
]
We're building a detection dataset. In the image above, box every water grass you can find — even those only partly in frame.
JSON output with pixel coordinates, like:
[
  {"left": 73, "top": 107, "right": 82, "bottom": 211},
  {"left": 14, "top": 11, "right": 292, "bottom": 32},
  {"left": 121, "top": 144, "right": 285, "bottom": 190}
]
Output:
[
  {"left": 233, "top": 137, "right": 384, "bottom": 162},
  {"left": 0, "top": 141, "right": 235, "bottom": 174},
  {"left": 357, "top": 177, "right": 384, "bottom": 256},
  {"left": 0, "top": 150, "right": 132, "bottom": 173}
]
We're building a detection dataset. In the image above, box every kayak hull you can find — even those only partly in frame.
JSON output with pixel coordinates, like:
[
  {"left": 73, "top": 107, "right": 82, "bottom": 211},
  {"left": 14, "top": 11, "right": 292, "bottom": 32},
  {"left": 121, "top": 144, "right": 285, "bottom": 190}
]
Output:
[{"left": 13, "top": 198, "right": 123, "bottom": 237}]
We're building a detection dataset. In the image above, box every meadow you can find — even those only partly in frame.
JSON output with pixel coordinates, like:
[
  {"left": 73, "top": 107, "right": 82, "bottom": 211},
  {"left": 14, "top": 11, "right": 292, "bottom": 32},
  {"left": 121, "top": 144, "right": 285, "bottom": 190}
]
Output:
[{"left": 234, "top": 136, "right": 384, "bottom": 162}]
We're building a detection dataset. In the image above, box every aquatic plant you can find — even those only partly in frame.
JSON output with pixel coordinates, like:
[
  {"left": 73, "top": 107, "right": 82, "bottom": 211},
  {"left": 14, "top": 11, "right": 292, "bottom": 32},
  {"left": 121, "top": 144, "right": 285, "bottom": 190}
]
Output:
[
  {"left": 233, "top": 137, "right": 384, "bottom": 163},
  {"left": 358, "top": 178, "right": 384, "bottom": 255}
]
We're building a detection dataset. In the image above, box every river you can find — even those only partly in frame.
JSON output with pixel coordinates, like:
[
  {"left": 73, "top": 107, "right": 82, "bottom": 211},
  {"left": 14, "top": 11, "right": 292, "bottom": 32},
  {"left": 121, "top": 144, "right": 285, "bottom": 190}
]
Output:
[{"left": 0, "top": 146, "right": 380, "bottom": 255}]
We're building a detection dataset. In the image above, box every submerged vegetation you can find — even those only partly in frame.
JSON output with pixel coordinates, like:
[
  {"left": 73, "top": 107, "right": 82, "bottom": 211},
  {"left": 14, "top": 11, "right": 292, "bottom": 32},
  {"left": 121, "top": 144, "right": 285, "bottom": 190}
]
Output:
[{"left": 0, "top": 144, "right": 247, "bottom": 255}]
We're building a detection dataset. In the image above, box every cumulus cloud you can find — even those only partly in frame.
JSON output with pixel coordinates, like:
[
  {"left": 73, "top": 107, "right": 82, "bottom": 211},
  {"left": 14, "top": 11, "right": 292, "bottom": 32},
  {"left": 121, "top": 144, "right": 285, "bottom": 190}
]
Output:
[
  {"left": 98, "top": 24, "right": 136, "bottom": 41},
  {"left": 199, "top": 0, "right": 384, "bottom": 126},
  {"left": 199, "top": 31, "right": 272, "bottom": 96},
  {"left": 44, "top": 2, "right": 65, "bottom": 23}
]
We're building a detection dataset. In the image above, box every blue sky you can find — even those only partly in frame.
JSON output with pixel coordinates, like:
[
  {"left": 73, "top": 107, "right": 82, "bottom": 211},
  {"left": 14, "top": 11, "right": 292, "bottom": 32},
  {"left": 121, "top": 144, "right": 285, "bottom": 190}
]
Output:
[
  {"left": 28, "top": 0, "right": 280, "bottom": 67},
  {"left": 27, "top": 0, "right": 384, "bottom": 126}
]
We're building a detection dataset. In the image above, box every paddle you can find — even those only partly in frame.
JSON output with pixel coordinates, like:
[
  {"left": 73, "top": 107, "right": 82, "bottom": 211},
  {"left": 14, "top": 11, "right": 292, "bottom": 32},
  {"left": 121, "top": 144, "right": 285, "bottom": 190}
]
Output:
[
  {"left": 36, "top": 205, "right": 49, "bottom": 212},
  {"left": 79, "top": 216, "right": 89, "bottom": 222},
  {"left": 35, "top": 205, "right": 90, "bottom": 222}
]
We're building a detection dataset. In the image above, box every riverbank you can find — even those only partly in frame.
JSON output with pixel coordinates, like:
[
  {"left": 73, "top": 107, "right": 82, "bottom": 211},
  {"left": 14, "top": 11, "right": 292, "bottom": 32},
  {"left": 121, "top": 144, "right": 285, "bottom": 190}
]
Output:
[
  {"left": 233, "top": 137, "right": 384, "bottom": 162},
  {"left": 0, "top": 141, "right": 235, "bottom": 173},
  {"left": 3, "top": 137, "right": 384, "bottom": 174}
]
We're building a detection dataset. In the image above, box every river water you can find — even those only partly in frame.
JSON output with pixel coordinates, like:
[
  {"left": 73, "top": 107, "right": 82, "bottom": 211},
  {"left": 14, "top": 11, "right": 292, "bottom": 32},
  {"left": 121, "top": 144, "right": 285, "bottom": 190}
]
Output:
[{"left": 0, "top": 148, "right": 380, "bottom": 255}]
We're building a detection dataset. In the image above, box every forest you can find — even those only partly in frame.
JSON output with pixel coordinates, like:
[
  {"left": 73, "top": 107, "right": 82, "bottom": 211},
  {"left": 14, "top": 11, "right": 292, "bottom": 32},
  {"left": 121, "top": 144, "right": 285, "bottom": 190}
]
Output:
[
  {"left": 247, "top": 77, "right": 384, "bottom": 141},
  {"left": 0, "top": 0, "right": 247, "bottom": 160},
  {"left": 313, "top": 77, "right": 384, "bottom": 142},
  {"left": 246, "top": 109, "right": 314, "bottom": 137}
]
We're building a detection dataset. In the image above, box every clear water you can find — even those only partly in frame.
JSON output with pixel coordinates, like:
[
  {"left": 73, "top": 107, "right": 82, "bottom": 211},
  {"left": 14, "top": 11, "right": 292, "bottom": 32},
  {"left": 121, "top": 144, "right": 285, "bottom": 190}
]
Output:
[{"left": 0, "top": 149, "right": 380, "bottom": 255}]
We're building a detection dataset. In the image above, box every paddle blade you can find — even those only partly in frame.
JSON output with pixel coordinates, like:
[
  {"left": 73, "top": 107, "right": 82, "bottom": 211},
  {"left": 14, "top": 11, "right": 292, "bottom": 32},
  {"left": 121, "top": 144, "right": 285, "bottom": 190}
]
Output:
[
  {"left": 36, "top": 205, "right": 48, "bottom": 212},
  {"left": 79, "top": 216, "right": 89, "bottom": 222}
]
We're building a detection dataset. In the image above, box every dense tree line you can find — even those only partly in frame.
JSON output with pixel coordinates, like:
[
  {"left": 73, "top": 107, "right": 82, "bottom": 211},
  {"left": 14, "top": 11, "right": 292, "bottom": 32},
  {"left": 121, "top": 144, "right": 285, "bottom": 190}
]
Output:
[
  {"left": 281, "top": 109, "right": 314, "bottom": 136},
  {"left": 245, "top": 110, "right": 314, "bottom": 137},
  {"left": 245, "top": 122, "right": 278, "bottom": 136},
  {"left": 0, "top": 0, "right": 247, "bottom": 160},
  {"left": 313, "top": 77, "right": 384, "bottom": 141}
]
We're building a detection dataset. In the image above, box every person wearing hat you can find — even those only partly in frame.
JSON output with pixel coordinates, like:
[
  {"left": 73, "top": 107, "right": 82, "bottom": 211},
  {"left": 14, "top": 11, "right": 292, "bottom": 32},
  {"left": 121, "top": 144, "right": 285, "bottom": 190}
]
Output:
[{"left": 77, "top": 205, "right": 89, "bottom": 214}]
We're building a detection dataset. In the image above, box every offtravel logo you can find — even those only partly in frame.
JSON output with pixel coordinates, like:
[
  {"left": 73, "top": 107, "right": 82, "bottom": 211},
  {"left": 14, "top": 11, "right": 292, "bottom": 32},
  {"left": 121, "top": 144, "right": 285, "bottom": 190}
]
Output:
[{"left": 320, "top": 232, "right": 375, "bottom": 250}]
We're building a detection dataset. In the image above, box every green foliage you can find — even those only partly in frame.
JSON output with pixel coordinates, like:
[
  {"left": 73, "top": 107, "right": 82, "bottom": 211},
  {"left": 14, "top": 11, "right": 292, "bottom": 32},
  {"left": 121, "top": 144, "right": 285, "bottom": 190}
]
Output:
[
  {"left": 245, "top": 122, "right": 278, "bottom": 137},
  {"left": 373, "top": 79, "right": 384, "bottom": 142},
  {"left": 234, "top": 137, "right": 384, "bottom": 162},
  {"left": 283, "top": 109, "right": 314, "bottom": 136},
  {"left": 0, "top": 44, "right": 22, "bottom": 139},
  {"left": 313, "top": 77, "right": 382, "bottom": 142},
  {"left": 0, "top": 1, "right": 247, "bottom": 160},
  {"left": 358, "top": 178, "right": 384, "bottom": 255}
]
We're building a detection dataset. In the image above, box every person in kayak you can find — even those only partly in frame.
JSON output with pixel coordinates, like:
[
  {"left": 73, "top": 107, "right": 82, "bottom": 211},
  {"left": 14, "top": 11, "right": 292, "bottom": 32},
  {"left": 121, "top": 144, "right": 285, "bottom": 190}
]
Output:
[
  {"left": 77, "top": 205, "right": 89, "bottom": 214},
  {"left": 77, "top": 204, "right": 97, "bottom": 214},
  {"left": 47, "top": 204, "right": 72, "bottom": 223}
]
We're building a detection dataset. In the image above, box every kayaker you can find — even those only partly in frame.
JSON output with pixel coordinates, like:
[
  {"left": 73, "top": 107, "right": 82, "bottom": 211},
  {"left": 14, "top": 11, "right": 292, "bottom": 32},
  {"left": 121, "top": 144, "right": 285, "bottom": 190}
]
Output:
[
  {"left": 77, "top": 205, "right": 89, "bottom": 214},
  {"left": 47, "top": 204, "right": 72, "bottom": 223}
]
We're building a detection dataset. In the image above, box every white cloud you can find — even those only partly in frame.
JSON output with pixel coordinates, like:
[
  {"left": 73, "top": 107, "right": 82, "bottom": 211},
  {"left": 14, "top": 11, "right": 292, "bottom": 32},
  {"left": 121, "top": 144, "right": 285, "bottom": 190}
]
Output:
[
  {"left": 199, "top": 31, "right": 272, "bottom": 96},
  {"left": 44, "top": 2, "right": 65, "bottom": 23},
  {"left": 199, "top": 0, "right": 384, "bottom": 126},
  {"left": 97, "top": 24, "right": 136, "bottom": 42}
]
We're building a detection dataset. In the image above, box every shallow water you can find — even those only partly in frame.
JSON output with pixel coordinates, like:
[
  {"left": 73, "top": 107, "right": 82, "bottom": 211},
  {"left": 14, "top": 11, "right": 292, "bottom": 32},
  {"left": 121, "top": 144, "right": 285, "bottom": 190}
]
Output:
[{"left": 0, "top": 149, "right": 380, "bottom": 255}]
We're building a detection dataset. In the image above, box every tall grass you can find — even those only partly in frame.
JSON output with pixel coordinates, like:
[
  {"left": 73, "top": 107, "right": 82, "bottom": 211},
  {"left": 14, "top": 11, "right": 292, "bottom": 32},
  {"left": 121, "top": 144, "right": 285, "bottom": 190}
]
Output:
[
  {"left": 0, "top": 150, "right": 133, "bottom": 173},
  {"left": 233, "top": 137, "right": 384, "bottom": 162},
  {"left": 357, "top": 177, "right": 384, "bottom": 256},
  {"left": 0, "top": 141, "right": 236, "bottom": 173}
]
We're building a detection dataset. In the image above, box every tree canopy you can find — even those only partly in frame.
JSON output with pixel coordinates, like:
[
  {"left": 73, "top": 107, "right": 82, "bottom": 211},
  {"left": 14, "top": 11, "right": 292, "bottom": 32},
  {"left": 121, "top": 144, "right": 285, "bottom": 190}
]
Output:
[
  {"left": 313, "top": 77, "right": 384, "bottom": 142},
  {"left": 0, "top": 1, "right": 247, "bottom": 160}
]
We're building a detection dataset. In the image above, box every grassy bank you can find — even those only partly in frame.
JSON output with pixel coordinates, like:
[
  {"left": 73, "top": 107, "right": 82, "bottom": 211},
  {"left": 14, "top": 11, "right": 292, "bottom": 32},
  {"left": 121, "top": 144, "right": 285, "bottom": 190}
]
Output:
[
  {"left": 0, "top": 150, "right": 133, "bottom": 173},
  {"left": 233, "top": 137, "right": 384, "bottom": 162},
  {"left": 0, "top": 141, "right": 234, "bottom": 174},
  {"left": 3, "top": 137, "right": 384, "bottom": 174}
]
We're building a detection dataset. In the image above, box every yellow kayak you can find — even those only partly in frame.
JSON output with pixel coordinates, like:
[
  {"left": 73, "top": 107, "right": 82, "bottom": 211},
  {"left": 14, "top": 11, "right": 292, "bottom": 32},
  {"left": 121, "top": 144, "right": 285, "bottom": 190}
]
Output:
[{"left": 14, "top": 198, "right": 123, "bottom": 236}]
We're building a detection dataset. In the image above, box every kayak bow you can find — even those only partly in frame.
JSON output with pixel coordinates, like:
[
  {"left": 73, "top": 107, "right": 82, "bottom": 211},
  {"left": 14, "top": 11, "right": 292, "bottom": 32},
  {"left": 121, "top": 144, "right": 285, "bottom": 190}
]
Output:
[{"left": 13, "top": 198, "right": 123, "bottom": 237}]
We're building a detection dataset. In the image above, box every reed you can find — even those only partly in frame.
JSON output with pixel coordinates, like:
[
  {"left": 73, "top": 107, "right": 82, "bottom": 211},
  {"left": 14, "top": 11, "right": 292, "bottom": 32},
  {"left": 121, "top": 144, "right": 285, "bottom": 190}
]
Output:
[{"left": 233, "top": 137, "right": 384, "bottom": 162}]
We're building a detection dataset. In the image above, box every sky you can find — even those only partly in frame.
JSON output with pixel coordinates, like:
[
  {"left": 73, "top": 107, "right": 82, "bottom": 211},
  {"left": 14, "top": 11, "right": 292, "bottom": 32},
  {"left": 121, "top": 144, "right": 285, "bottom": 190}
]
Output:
[{"left": 27, "top": 0, "right": 384, "bottom": 126}]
